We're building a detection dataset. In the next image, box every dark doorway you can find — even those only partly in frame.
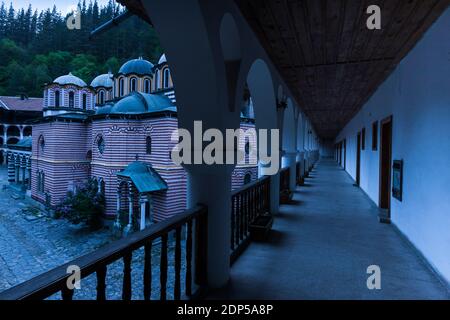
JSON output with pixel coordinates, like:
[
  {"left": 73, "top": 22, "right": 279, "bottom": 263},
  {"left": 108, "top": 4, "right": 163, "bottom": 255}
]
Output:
[
  {"left": 379, "top": 116, "right": 393, "bottom": 223},
  {"left": 356, "top": 132, "right": 361, "bottom": 186}
]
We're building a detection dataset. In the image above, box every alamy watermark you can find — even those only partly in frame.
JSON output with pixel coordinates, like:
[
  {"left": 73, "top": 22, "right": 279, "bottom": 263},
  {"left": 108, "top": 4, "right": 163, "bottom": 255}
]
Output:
[
  {"left": 367, "top": 265, "right": 381, "bottom": 290},
  {"left": 66, "top": 9, "right": 81, "bottom": 30},
  {"left": 170, "top": 121, "right": 280, "bottom": 175},
  {"left": 66, "top": 265, "right": 81, "bottom": 290}
]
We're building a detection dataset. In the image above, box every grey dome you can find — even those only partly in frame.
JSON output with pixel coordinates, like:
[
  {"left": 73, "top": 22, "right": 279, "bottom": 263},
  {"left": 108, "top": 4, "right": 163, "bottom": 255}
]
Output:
[
  {"left": 54, "top": 72, "right": 87, "bottom": 87},
  {"left": 91, "top": 73, "right": 113, "bottom": 88},
  {"left": 118, "top": 58, "right": 154, "bottom": 76}
]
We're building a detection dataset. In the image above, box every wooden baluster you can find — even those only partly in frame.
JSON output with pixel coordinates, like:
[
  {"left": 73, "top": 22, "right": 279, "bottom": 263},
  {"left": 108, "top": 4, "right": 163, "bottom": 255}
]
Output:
[
  {"left": 231, "top": 195, "right": 235, "bottom": 251},
  {"left": 96, "top": 265, "right": 107, "bottom": 300},
  {"left": 174, "top": 227, "right": 182, "bottom": 300},
  {"left": 143, "top": 242, "right": 152, "bottom": 300},
  {"left": 160, "top": 234, "right": 168, "bottom": 300},
  {"left": 61, "top": 287, "right": 74, "bottom": 301},
  {"left": 122, "top": 252, "right": 132, "bottom": 300},
  {"left": 195, "top": 212, "right": 208, "bottom": 287},
  {"left": 186, "top": 220, "right": 193, "bottom": 296}
]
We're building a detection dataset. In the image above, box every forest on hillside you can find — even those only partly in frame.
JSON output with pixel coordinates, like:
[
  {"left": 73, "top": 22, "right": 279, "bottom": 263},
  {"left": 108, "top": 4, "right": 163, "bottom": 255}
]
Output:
[{"left": 0, "top": 0, "right": 162, "bottom": 97}]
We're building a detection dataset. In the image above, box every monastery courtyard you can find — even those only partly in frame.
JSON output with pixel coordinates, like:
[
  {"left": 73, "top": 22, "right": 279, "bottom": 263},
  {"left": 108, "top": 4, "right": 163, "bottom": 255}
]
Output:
[{"left": 0, "top": 166, "right": 184, "bottom": 299}]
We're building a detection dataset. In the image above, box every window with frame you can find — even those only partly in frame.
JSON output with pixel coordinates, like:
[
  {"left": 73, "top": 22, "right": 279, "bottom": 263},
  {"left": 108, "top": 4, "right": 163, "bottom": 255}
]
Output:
[
  {"left": 69, "top": 91, "right": 75, "bottom": 108},
  {"left": 99, "top": 90, "right": 105, "bottom": 105},
  {"left": 82, "top": 93, "right": 87, "bottom": 110},
  {"left": 97, "top": 136, "right": 105, "bottom": 154},
  {"left": 163, "top": 68, "right": 170, "bottom": 88},
  {"left": 130, "top": 77, "right": 137, "bottom": 92},
  {"left": 119, "top": 78, "right": 124, "bottom": 96},
  {"left": 146, "top": 136, "right": 152, "bottom": 154},
  {"left": 372, "top": 121, "right": 378, "bottom": 151},
  {"left": 55, "top": 90, "right": 60, "bottom": 107},
  {"left": 144, "top": 79, "right": 151, "bottom": 93}
]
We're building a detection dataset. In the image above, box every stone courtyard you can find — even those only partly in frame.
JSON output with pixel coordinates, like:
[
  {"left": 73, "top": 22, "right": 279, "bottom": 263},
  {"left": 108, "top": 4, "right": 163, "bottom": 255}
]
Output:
[{"left": 0, "top": 166, "right": 185, "bottom": 300}]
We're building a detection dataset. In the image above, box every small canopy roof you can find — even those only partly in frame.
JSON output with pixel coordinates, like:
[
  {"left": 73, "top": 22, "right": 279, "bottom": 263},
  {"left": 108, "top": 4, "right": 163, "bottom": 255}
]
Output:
[{"left": 117, "top": 161, "right": 168, "bottom": 194}]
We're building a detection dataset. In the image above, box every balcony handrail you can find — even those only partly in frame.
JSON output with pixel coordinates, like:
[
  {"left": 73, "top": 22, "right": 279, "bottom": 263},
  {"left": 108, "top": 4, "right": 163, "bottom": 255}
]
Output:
[
  {"left": 0, "top": 204, "right": 208, "bottom": 300},
  {"left": 231, "top": 175, "right": 270, "bottom": 197}
]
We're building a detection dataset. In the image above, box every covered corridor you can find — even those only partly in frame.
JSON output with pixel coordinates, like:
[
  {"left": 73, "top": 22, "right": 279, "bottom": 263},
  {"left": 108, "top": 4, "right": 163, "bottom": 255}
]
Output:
[{"left": 210, "top": 159, "right": 450, "bottom": 300}]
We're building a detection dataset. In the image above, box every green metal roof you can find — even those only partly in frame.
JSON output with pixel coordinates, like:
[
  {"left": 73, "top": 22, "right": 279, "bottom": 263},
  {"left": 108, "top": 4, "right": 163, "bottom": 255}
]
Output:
[{"left": 117, "top": 161, "right": 168, "bottom": 194}]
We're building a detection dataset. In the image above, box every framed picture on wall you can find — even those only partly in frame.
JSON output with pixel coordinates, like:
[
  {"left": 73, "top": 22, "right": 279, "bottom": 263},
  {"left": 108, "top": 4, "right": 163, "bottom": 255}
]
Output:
[{"left": 392, "top": 160, "right": 403, "bottom": 201}]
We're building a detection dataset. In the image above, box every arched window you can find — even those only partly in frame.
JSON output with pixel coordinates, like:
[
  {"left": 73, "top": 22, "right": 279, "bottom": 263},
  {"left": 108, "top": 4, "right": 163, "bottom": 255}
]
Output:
[
  {"left": 146, "top": 136, "right": 152, "bottom": 154},
  {"left": 144, "top": 79, "right": 151, "bottom": 93},
  {"left": 38, "top": 135, "right": 45, "bottom": 153},
  {"left": 37, "top": 171, "right": 41, "bottom": 192},
  {"left": 163, "top": 68, "right": 170, "bottom": 88},
  {"left": 82, "top": 93, "right": 87, "bottom": 110},
  {"left": 244, "top": 173, "right": 252, "bottom": 185},
  {"left": 99, "top": 91, "right": 105, "bottom": 105},
  {"left": 154, "top": 71, "right": 159, "bottom": 91},
  {"left": 69, "top": 91, "right": 75, "bottom": 108},
  {"left": 119, "top": 78, "right": 124, "bottom": 96},
  {"left": 97, "top": 135, "right": 105, "bottom": 154},
  {"left": 130, "top": 77, "right": 137, "bottom": 92},
  {"left": 55, "top": 90, "right": 60, "bottom": 107},
  {"left": 41, "top": 171, "right": 45, "bottom": 193}
]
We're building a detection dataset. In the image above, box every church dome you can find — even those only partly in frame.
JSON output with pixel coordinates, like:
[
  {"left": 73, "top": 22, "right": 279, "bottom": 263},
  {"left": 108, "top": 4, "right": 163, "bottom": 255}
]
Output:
[
  {"left": 91, "top": 73, "right": 113, "bottom": 88},
  {"left": 158, "top": 54, "right": 167, "bottom": 65},
  {"left": 54, "top": 72, "right": 87, "bottom": 87},
  {"left": 118, "top": 58, "right": 154, "bottom": 76},
  {"left": 98, "top": 92, "right": 175, "bottom": 115}
]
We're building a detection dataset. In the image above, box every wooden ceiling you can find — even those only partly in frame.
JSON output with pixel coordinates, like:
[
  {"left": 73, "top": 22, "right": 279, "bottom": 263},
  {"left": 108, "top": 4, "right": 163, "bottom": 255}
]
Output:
[
  {"left": 235, "top": 0, "right": 450, "bottom": 138},
  {"left": 117, "top": 0, "right": 449, "bottom": 138}
]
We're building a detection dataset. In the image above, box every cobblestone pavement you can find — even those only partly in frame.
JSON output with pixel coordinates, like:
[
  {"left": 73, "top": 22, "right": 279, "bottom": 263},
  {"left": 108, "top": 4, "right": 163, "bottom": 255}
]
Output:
[{"left": 0, "top": 166, "right": 186, "bottom": 300}]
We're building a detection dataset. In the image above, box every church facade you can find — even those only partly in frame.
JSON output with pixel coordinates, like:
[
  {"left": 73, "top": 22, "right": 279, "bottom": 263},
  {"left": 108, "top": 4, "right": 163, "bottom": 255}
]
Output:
[{"left": 31, "top": 56, "right": 257, "bottom": 231}]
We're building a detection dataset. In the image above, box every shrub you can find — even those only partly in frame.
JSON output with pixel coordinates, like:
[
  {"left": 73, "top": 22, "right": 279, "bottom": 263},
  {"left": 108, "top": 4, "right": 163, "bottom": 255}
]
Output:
[{"left": 56, "top": 179, "right": 105, "bottom": 230}]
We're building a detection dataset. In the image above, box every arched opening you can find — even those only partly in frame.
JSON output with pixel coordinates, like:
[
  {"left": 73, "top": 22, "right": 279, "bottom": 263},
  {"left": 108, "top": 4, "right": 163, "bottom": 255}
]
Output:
[
  {"left": 82, "top": 93, "right": 87, "bottom": 110},
  {"left": 86, "top": 150, "right": 92, "bottom": 161},
  {"left": 154, "top": 71, "right": 160, "bottom": 91},
  {"left": 55, "top": 90, "right": 60, "bottom": 107},
  {"left": 69, "top": 91, "right": 75, "bottom": 108},
  {"left": 244, "top": 172, "right": 252, "bottom": 185},
  {"left": 119, "top": 77, "right": 125, "bottom": 96},
  {"left": 23, "top": 126, "right": 32, "bottom": 137},
  {"left": 0, "top": 125, "right": 4, "bottom": 136},
  {"left": 0, "top": 137, "right": 3, "bottom": 146},
  {"left": 144, "top": 79, "right": 151, "bottom": 93},
  {"left": 246, "top": 59, "right": 278, "bottom": 177},
  {"left": 130, "top": 77, "right": 137, "bottom": 92},
  {"left": 96, "top": 135, "right": 105, "bottom": 155},
  {"left": 7, "top": 126, "right": 20, "bottom": 137},
  {"left": 99, "top": 90, "right": 105, "bottom": 105},
  {"left": 163, "top": 68, "right": 170, "bottom": 88},
  {"left": 38, "top": 135, "right": 45, "bottom": 155},
  {"left": 7, "top": 137, "right": 19, "bottom": 145},
  {"left": 282, "top": 98, "right": 297, "bottom": 167}
]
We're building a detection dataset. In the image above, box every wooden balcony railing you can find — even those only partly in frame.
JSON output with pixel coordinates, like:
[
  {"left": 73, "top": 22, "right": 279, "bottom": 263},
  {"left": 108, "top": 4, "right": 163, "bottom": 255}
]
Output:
[
  {"left": 230, "top": 176, "right": 270, "bottom": 263},
  {"left": 0, "top": 205, "right": 208, "bottom": 300}
]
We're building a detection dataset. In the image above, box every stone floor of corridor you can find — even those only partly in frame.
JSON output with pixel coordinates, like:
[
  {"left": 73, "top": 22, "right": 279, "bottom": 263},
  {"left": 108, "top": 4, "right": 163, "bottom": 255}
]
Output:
[{"left": 210, "top": 159, "right": 450, "bottom": 300}]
